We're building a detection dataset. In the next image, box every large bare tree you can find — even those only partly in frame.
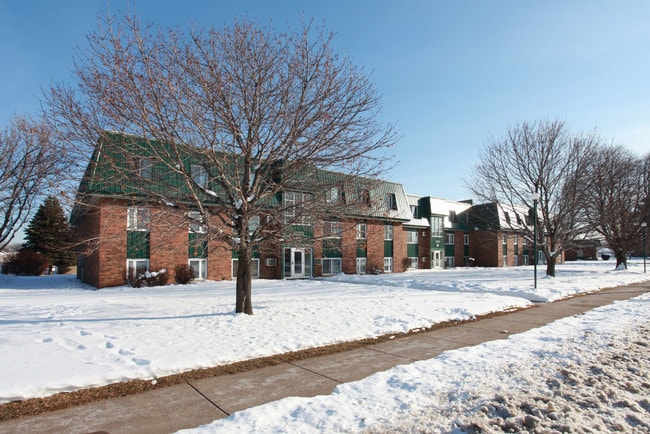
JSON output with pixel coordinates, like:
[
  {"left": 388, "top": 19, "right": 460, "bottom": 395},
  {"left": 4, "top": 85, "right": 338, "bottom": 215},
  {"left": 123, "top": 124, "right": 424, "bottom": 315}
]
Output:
[
  {"left": 579, "top": 145, "right": 647, "bottom": 269},
  {"left": 45, "top": 14, "right": 396, "bottom": 314},
  {"left": 467, "top": 119, "right": 598, "bottom": 277},
  {"left": 0, "top": 115, "right": 68, "bottom": 251}
]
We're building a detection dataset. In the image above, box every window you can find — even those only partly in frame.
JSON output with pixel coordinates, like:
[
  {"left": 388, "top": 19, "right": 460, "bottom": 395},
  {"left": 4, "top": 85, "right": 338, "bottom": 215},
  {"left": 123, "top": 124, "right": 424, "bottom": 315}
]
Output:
[
  {"left": 266, "top": 257, "right": 277, "bottom": 267},
  {"left": 136, "top": 158, "right": 153, "bottom": 179},
  {"left": 464, "top": 234, "right": 470, "bottom": 245},
  {"left": 407, "top": 257, "right": 418, "bottom": 269},
  {"left": 383, "top": 257, "right": 393, "bottom": 273},
  {"left": 444, "top": 257, "right": 455, "bottom": 268},
  {"left": 356, "top": 223, "right": 367, "bottom": 240},
  {"left": 360, "top": 189, "right": 370, "bottom": 206},
  {"left": 127, "top": 207, "right": 150, "bottom": 231},
  {"left": 326, "top": 187, "right": 339, "bottom": 203},
  {"left": 407, "top": 230, "right": 418, "bottom": 244},
  {"left": 503, "top": 255, "right": 508, "bottom": 266},
  {"left": 248, "top": 215, "right": 260, "bottom": 234},
  {"left": 502, "top": 234, "right": 507, "bottom": 245},
  {"left": 356, "top": 257, "right": 366, "bottom": 274},
  {"left": 191, "top": 164, "right": 208, "bottom": 188},
  {"left": 322, "top": 221, "right": 342, "bottom": 238},
  {"left": 431, "top": 216, "right": 444, "bottom": 237},
  {"left": 523, "top": 254, "right": 529, "bottom": 265},
  {"left": 126, "top": 259, "right": 149, "bottom": 281},
  {"left": 232, "top": 258, "right": 259, "bottom": 279},
  {"left": 445, "top": 233, "right": 454, "bottom": 245},
  {"left": 188, "top": 258, "right": 207, "bottom": 280},
  {"left": 284, "top": 192, "right": 312, "bottom": 225},
  {"left": 384, "top": 224, "right": 393, "bottom": 241},
  {"left": 387, "top": 193, "right": 398, "bottom": 210},
  {"left": 188, "top": 211, "right": 207, "bottom": 234},
  {"left": 322, "top": 258, "right": 342, "bottom": 275},
  {"left": 410, "top": 205, "right": 419, "bottom": 219},
  {"left": 504, "top": 212, "right": 511, "bottom": 224},
  {"left": 449, "top": 211, "right": 456, "bottom": 222}
]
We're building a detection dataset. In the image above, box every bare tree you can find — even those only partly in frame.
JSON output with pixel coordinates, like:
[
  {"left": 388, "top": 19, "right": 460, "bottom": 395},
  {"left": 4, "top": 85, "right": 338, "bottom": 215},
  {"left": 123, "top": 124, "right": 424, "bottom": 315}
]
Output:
[
  {"left": 466, "top": 119, "right": 598, "bottom": 277},
  {"left": 0, "top": 115, "right": 68, "bottom": 251},
  {"left": 579, "top": 145, "right": 646, "bottom": 269},
  {"left": 45, "top": 14, "right": 396, "bottom": 314}
]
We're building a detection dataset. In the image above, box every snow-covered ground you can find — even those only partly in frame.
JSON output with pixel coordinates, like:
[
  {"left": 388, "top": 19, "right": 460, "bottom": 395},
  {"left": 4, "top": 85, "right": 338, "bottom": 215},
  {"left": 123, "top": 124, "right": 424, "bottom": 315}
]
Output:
[{"left": 0, "top": 260, "right": 648, "bottom": 430}]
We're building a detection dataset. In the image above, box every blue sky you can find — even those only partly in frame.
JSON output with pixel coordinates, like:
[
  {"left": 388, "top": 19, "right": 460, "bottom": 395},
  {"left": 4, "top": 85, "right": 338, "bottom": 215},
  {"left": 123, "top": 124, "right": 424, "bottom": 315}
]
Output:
[{"left": 1, "top": 1, "right": 649, "bottom": 200}]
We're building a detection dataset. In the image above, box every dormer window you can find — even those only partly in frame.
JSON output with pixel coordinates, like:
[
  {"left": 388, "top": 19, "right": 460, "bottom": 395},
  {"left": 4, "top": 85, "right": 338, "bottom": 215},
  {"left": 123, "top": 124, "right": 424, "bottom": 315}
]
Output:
[
  {"left": 191, "top": 164, "right": 208, "bottom": 189},
  {"left": 410, "top": 205, "right": 418, "bottom": 218},
  {"left": 449, "top": 210, "right": 456, "bottom": 222},
  {"left": 387, "top": 193, "right": 397, "bottom": 211}
]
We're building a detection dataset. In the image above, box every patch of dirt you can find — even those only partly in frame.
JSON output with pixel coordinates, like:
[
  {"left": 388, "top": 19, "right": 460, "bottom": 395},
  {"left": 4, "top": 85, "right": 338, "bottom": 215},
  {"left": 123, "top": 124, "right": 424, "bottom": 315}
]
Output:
[{"left": 0, "top": 307, "right": 527, "bottom": 421}]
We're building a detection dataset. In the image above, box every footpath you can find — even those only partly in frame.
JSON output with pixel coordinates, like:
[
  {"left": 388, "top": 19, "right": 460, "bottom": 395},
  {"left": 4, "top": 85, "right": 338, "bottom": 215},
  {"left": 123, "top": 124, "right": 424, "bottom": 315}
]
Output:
[{"left": 1, "top": 281, "right": 648, "bottom": 434}]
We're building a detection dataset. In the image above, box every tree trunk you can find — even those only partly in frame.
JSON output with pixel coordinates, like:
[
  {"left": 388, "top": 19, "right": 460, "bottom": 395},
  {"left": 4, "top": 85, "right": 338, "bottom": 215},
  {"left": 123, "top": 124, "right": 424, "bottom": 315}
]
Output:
[
  {"left": 544, "top": 251, "right": 556, "bottom": 277},
  {"left": 614, "top": 250, "right": 628, "bottom": 270},
  {"left": 235, "top": 247, "right": 253, "bottom": 315}
]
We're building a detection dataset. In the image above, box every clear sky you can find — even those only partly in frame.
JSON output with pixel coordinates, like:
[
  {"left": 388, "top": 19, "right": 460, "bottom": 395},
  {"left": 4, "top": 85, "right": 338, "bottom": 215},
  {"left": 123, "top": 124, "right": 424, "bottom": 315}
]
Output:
[{"left": 1, "top": 0, "right": 649, "bottom": 200}]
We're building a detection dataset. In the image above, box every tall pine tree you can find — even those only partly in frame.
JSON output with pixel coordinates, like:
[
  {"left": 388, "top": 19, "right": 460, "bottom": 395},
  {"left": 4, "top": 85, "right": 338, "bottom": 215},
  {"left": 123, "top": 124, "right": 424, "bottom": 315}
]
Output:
[{"left": 24, "top": 196, "right": 76, "bottom": 273}]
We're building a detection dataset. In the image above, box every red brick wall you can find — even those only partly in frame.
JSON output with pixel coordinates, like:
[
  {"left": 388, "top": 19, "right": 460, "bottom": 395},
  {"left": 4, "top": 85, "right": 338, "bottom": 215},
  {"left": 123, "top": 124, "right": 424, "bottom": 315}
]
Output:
[
  {"left": 97, "top": 200, "right": 128, "bottom": 288},
  {"left": 341, "top": 220, "right": 358, "bottom": 274},
  {"left": 470, "top": 230, "right": 500, "bottom": 267},
  {"left": 149, "top": 209, "right": 187, "bottom": 279},
  {"left": 392, "top": 222, "right": 406, "bottom": 273},
  {"left": 207, "top": 238, "right": 233, "bottom": 280},
  {"left": 366, "top": 221, "right": 385, "bottom": 273}
]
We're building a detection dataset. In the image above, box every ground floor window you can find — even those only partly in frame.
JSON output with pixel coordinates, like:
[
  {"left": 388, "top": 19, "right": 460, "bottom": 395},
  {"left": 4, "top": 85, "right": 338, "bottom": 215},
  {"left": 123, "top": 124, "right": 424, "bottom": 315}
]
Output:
[
  {"left": 383, "top": 257, "right": 393, "bottom": 273},
  {"left": 322, "top": 258, "right": 342, "bottom": 275},
  {"left": 232, "top": 258, "right": 259, "bottom": 279},
  {"left": 503, "top": 255, "right": 508, "bottom": 266},
  {"left": 189, "top": 258, "right": 207, "bottom": 280},
  {"left": 407, "top": 257, "right": 418, "bottom": 270},
  {"left": 126, "top": 259, "right": 150, "bottom": 281},
  {"left": 356, "top": 257, "right": 366, "bottom": 274},
  {"left": 444, "top": 256, "right": 454, "bottom": 268},
  {"left": 514, "top": 255, "right": 519, "bottom": 266}
]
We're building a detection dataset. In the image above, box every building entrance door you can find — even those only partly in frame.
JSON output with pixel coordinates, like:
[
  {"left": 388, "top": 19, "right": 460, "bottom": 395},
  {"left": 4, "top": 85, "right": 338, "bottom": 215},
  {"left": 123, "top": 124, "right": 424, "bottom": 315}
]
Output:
[{"left": 432, "top": 250, "right": 443, "bottom": 269}]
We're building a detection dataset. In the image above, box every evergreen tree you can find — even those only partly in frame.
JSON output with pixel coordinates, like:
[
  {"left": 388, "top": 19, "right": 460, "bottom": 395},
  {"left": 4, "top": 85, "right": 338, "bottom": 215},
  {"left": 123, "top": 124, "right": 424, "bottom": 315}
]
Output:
[{"left": 24, "top": 196, "right": 76, "bottom": 273}]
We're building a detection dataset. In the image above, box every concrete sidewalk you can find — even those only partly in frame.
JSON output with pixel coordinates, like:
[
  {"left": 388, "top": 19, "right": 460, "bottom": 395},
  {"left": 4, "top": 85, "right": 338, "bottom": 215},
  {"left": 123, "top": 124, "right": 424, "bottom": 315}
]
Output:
[{"left": 2, "top": 282, "right": 648, "bottom": 434}]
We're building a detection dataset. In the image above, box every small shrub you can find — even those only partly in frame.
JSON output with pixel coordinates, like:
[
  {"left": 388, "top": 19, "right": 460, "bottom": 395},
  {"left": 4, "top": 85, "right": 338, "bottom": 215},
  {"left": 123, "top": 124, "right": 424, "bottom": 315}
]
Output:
[
  {"left": 129, "top": 269, "right": 169, "bottom": 288},
  {"left": 174, "top": 264, "right": 195, "bottom": 284}
]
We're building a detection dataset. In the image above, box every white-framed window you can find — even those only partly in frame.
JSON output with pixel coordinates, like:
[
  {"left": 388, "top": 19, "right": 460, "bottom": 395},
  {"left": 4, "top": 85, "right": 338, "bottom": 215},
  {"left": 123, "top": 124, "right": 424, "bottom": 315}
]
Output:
[
  {"left": 407, "top": 230, "right": 418, "bottom": 244},
  {"left": 503, "top": 255, "right": 508, "bottom": 266},
  {"left": 187, "top": 211, "right": 207, "bottom": 234},
  {"left": 322, "top": 258, "right": 342, "bottom": 275},
  {"left": 384, "top": 224, "right": 393, "bottom": 241},
  {"left": 410, "top": 205, "right": 418, "bottom": 219},
  {"left": 283, "top": 191, "right": 312, "bottom": 225},
  {"left": 445, "top": 233, "right": 454, "bottom": 245},
  {"left": 356, "top": 223, "right": 367, "bottom": 240},
  {"left": 232, "top": 258, "right": 260, "bottom": 279},
  {"left": 126, "top": 259, "right": 150, "bottom": 281},
  {"left": 523, "top": 254, "right": 529, "bottom": 265},
  {"left": 322, "top": 221, "right": 342, "bottom": 238},
  {"left": 464, "top": 234, "right": 469, "bottom": 245},
  {"left": 356, "top": 257, "right": 366, "bottom": 274},
  {"left": 445, "top": 256, "right": 455, "bottom": 268},
  {"left": 431, "top": 216, "right": 444, "bottom": 237},
  {"left": 407, "top": 257, "right": 418, "bottom": 269},
  {"left": 514, "top": 255, "right": 519, "bottom": 266},
  {"left": 266, "top": 257, "right": 277, "bottom": 267},
  {"left": 383, "top": 257, "right": 393, "bottom": 273},
  {"left": 127, "top": 207, "right": 150, "bottom": 231},
  {"left": 191, "top": 164, "right": 208, "bottom": 188},
  {"left": 502, "top": 234, "right": 508, "bottom": 245},
  {"left": 449, "top": 210, "right": 456, "bottom": 222},
  {"left": 189, "top": 258, "right": 207, "bottom": 280}
]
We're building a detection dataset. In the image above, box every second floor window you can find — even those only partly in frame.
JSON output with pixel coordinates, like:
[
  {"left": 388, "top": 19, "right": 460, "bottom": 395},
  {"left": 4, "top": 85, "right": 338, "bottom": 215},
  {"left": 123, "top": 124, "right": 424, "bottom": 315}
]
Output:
[
  {"left": 431, "top": 216, "right": 444, "bottom": 237},
  {"left": 136, "top": 158, "right": 152, "bottom": 179},
  {"left": 127, "top": 207, "right": 150, "bottom": 231},
  {"left": 356, "top": 223, "right": 367, "bottom": 240},
  {"left": 322, "top": 221, "right": 342, "bottom": 238},
  {"left": 445, "top": 233, "right": 454, "bottom": 245},
  {"left": 384, "top": 224, "right": 393, "bottom": 241}
]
